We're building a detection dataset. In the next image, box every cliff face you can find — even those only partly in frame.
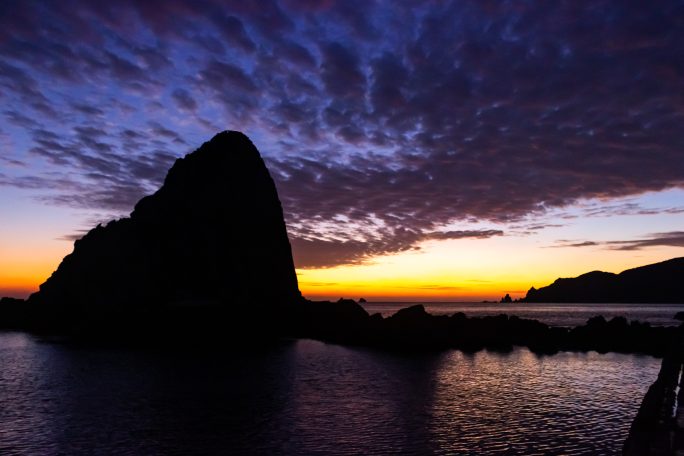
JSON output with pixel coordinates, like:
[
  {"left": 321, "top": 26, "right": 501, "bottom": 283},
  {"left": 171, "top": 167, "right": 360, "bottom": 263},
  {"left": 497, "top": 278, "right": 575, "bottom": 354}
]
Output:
[
  {"left": 29, "top": 131, "right": 300, "bottom": 329},
  {"left": 523, "top": 258, "right": 684, "bottom": 303}
]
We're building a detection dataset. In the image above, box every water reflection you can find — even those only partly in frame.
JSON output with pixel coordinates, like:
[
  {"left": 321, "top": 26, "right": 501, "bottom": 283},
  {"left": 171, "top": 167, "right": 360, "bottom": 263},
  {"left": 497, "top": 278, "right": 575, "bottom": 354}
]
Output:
[
  {"left": 429, "top": 350, "right": 656, "bottom": 455},
  {"left": 0, "top": 334, "right": 660, "bottom": 455},
  {"left": 286, "top": 344, "right": 445, "bottom": 454},
  {"left": 361, "top": 302, "right": 684, "bottom": 327}
]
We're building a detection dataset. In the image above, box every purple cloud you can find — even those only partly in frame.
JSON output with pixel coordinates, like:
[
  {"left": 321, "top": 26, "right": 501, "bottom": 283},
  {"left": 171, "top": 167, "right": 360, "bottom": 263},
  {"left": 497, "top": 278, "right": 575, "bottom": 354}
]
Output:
[
  {"left": 607, "top": 232, "right": 684, "bottom": 251},
  {"left": 0, "top": 1, "right": 683, "bottom": 268},
  {"left": 171, "top": 88, "right": 198, "bottom": 112},
  {"left": 549, "top": 232, "right": 684, "bottom": 251}
]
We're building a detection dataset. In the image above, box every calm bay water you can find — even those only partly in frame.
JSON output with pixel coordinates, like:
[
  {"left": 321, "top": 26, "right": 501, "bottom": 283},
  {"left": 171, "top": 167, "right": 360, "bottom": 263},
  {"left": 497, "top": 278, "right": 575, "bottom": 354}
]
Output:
[
  {"left": 0, "top": 332, "right": 660, "bottom": 455},
  {"left": 361, "top": 302, "right": 684, "bottom": 326}
]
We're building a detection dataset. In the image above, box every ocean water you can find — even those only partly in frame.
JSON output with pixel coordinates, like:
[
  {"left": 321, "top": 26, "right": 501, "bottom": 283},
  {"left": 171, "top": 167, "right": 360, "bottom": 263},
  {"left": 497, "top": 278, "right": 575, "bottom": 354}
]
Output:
[
  {"left": 361, "top": 302, "right": 684, "bottom": 327},
  {"left": 0, "top": 332, "right": 660, "bottom": 455}
]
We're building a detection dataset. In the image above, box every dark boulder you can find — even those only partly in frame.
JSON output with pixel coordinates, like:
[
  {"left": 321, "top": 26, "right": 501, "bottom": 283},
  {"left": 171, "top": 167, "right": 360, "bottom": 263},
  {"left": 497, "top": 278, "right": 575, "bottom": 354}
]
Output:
[
  {"left": 381, "top": 305, "right": 450, "bottom": 349},
  {"left": 292, "top": 299, "right": 373, "bottom": 344},
  {"left": 0, "top": 297, "right": 30, "bottom": 329}
]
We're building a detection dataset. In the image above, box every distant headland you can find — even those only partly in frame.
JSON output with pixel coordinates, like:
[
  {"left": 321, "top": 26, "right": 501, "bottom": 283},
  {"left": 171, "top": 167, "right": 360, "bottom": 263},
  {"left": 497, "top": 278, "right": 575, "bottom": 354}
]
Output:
[{"left": 521, "top": 258, "right": 684, "bottom": 303}]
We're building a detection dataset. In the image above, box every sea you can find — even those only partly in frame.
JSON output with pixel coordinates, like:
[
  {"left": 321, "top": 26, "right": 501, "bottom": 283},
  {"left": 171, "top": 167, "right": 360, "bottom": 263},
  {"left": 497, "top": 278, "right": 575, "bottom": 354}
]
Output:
[
  {"left": 1, "top": 303, "right": 683, "bottom": 455},
  {"left": 361, "top": 301, "right": 684, "bottom": 327}
]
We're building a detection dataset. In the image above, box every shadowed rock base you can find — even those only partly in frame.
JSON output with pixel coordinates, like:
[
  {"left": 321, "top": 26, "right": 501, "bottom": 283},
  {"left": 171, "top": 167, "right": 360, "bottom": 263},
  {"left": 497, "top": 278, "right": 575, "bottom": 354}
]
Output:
[{"left": 1, "top": 297, "right": 677, "bottom": 356}]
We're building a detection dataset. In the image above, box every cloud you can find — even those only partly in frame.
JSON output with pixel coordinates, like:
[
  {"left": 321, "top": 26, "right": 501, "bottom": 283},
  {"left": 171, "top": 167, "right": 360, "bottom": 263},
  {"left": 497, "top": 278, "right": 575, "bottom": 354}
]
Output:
[
  {"left": 56, "top": 230, "right": 90, "bottom": 242},
  {"left": 579, "top": 202, "right": 684, "bottom": 218},
  {"left": 291, "top": 230, "right": 421, "bottom": 268},
  {"left": 607, "top": 232, "right": 684, "bottom": 251},
  {"left": 320, "top": 41, "right": 365, "bottom": 99},
  {"left": 547, "top": 240, "right": 600, "bottom": 249},
  {"left": 171, "top": 88, "right": 197, "bottom": 112},
  {"left": 210, "top": 14, "right": 256, "bottom": 53},
  {"left": 426, "top": 230, "right": 504, "bottom": 241},
  {"left": 148, "top": 121, "right": 186, "bottom": 144},
  {"left": 0, "top": 1, "right": 683, "bottom": 268},
  {"left": 292, "top": 228, "right": 503, "bottom": 268},
  {"left": 549, "top": 232, "right": 684, "bottom": 251},
  {"left": 394, "top": 284, "right": 465, "bottom": 291}
]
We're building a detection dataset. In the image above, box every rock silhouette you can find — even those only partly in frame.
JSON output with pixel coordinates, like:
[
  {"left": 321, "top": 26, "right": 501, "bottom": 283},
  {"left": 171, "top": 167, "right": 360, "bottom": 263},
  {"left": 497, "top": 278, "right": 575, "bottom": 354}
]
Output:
[
  {"left": 25, "top": 131, "right": 301, "bottom": 335},
  {"left": 623, "top": 342, "right": 684, "bottom": 455},
  {"left": 522, "top": 257, "right": 684, "bottom": 303}
]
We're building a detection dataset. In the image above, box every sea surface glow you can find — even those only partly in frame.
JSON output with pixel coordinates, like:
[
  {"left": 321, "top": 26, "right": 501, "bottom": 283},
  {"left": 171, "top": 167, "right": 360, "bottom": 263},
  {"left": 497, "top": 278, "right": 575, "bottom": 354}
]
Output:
[
  {"left": 0, "top": 331, "right": 660, "bottom": 455},
  {"left": 361, "top": 302, "right": 684, "bottom": 327}
]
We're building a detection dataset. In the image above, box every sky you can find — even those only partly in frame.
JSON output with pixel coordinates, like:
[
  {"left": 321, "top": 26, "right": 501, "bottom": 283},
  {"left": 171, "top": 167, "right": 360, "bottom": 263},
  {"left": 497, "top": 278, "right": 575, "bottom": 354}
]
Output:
[{"left": 1, "top": 0, "right": 684, "bottom": 301}]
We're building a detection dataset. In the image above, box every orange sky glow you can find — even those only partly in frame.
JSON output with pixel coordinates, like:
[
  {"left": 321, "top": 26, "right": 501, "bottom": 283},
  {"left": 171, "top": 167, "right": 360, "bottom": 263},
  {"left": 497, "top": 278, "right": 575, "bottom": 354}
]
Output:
[{"left": 2, "top": 190, "right": 683, "bottom": 302}]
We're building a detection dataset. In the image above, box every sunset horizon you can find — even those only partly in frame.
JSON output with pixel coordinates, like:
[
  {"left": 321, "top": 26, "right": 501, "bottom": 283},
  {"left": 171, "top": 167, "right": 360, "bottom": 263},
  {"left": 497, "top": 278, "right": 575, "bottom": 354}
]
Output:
[
  {"left": 3, "top": 175, "right": 683, "bottom": 302},
  {"left": 2, "top": 2, "right": 684, "bottom": 454},
  {"left": 2, "top": 144, "right": 683, "bottom": 301}
]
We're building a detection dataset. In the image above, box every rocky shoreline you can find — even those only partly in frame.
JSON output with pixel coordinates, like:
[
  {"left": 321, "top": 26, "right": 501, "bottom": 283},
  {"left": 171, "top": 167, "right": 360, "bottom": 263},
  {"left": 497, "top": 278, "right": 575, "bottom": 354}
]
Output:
[
  {"left": 291, "top": 299, "right": 680, "bottom": 357},
  {"left": 2, "top": 296, "right": 679, "bottom": 358}
]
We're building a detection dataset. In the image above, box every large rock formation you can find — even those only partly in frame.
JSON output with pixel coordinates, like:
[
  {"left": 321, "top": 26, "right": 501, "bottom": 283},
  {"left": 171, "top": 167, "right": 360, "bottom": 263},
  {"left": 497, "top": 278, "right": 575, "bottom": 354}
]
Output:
[
  {"left": 522, "top": 257, "right": 684, "bottom": 303},
  {"left": 27, "top": 131, "right": 300, "bottom": 334}
]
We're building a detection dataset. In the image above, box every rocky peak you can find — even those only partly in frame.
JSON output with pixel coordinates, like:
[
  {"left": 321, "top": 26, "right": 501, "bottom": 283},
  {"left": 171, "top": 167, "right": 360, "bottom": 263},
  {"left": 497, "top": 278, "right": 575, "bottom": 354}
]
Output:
[{"left": 29, "top": 131, "right": 301, "bottom": 331}]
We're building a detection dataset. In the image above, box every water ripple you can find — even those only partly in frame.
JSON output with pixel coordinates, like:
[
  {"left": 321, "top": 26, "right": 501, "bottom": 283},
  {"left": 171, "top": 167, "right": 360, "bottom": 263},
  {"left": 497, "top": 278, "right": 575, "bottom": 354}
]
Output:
[{"left": 0, "top": 334, "right": 659, "bottom": 455}]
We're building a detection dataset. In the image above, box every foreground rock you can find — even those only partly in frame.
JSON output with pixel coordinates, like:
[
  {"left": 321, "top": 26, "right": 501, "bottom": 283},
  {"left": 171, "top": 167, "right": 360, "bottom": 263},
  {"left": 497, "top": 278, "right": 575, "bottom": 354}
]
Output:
[
  {"left": 623, "top": 336, "right": 684, "bottom": 455},
  {"left": 287, "top": 300, "right": 679, "bottom": 357},
  {"left": 1, "top": 294, "right": 677, "bottom": 355},
  {"left": 16, "top": 131, "right": 301, "bottom": 337},
  {"left": 523, "top": 257, "right": 684, "bottom": 303}
]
